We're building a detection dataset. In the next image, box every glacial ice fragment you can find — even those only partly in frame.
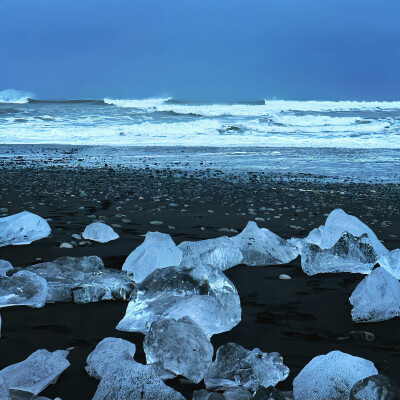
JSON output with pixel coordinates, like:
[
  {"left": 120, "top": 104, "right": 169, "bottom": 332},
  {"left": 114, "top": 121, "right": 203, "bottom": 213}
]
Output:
[
  {"left": 0, "top": 349, "right": 70, "bottom": 395},
  {"left": 86, "top": 337, "right": 184, "bottom": 400},
  {"left": 116, "top": 265, "right": 241, "bottom": 335},
  {"left": 179, "top": 237, "right": 243, "bottom": 270},
  {"left": 290, "top": 209, "right": 388, "bottom": 275},
  {"left": 122, "top": 231, "right": 182, "bottom": 283},
  {"left": 0, "top": 211, "right": 51, "bottom": 247},
  {"left": 231, "top": 221, "right": 298, "bottom": 266},
  {"left": 0, "top": 260, "right": 12, "bottom": 276},
  {"left": 349, "top": 374, "right": 400, "bottom": 400},
  {"left": 0, "top": 271, "right": 48, "bottom": 308},
  {"left": 350, "top": 267, "right": 400, "bottom": 322},
  {"left": 82, "top": 222, "right": 119, "bottom": 243},
  {"left": 192, "top": 390, "right": 225, "bottom": 400},
  {"left": 9, "top": 256, "right": 134, "bottom": 303},
  {"left": 379, "top": 249, "right": 400, "bottom": 279},
  {"left": 204, "top": 343, "right": 289, "bottom": 391},
  {"left": 292, "top": 350, "right": 378, "bottom": 400},
  {"left": 144, "top": 317, "right": 214, "bottom": 383}
]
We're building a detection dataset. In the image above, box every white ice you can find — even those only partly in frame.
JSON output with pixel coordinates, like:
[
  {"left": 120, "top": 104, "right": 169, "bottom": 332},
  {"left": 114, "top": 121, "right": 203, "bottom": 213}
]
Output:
[
  {"left": 379, "top": 249, "right": 400, "bottom": 279},
  {"left": 82, "top": 222, "right": 119, "bottom": 243}
]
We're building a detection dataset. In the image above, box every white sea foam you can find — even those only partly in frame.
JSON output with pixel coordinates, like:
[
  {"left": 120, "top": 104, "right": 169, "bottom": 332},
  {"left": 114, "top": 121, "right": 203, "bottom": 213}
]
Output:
[
  {"left": 104, "top": 97, "right": 171, "bottom": 109},
  {"left": 0, "top": 89, "right": 34, "bottom": 104}
]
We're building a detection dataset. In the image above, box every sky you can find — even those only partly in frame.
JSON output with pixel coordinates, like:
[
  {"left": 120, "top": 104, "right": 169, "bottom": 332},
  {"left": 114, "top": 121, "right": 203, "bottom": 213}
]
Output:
[{"left": 1, "top": 0, "right": 400, "bottom": 101}]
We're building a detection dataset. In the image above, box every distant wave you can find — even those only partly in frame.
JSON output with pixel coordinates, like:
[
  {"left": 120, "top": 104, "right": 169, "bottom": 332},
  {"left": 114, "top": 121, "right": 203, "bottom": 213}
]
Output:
[
  {"left": 0, "top": 89, "right": 35, "bottom": 104},
  {"left": 104, "top": 97, "right": 172, "bottom": 109}
]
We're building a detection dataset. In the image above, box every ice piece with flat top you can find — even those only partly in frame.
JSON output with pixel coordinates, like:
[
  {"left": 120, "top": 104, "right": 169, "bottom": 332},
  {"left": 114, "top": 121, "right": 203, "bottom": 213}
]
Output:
[
  {"left": 0, "top": 211, "right": 51, "bottom": 247},
  {"left": 122, "top": 231, "right": 182, "bottom": 283},
  {"left": 204, "top": 343, "right": 289, "bottom": 391},
  {"left": 290, "top": 209, "right": 388, "bottom": 275},
  {"left": 350, "top": 267, "right": 400, "bottom": 323},
  {"left": 0, "top": 271, "right": 48, "bottom": 308},
  {"left": 0, "top": 349, "right": 69, "bottom": 395},
  {"left": 9, "top": 256, "right": 134, "bottom": 304},
  {"left": 231, "top": 221, "right": 298, "bottom": 266},
  {"left": 293, "top": 350, "right": 378, "bottom": 400}
]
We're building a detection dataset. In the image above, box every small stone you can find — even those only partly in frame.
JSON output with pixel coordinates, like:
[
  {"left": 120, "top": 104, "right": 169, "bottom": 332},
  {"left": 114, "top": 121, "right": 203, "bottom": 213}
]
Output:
[
  {"left": 60, "top": 243, "right": 73, "bottom": 249},
  {"left": 279, "top": 274, "right": 291, "bottom": 280},
  {"left": 72, "top": 234, "right": 82, "bottom": 240},
  {"left": 150, "top": 221, "right": 163, "bottom": 225}
]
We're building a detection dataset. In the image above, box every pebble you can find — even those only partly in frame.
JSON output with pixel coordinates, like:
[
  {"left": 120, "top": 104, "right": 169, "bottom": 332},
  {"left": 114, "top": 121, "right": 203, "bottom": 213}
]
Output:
[
  {"left": 279, "top": 274, "right": 291, "bottom": 280},
  {"left": 168, "top": 226, "right": 176, "bottom": 229},
  {"left": 254, "top": 217, "right": 265, "bottom": 222},
  {"left": 150, "top": 221, "right": 163, "bottom": 225},
  {"left": 0, "top": 208, "right": 8, "bottom": 213},
  {"left": 72, "top": 234, "right": 82, "bottom": 240},
  {"left": 60, "top": 242, "right": 73, "bottom": 249}
]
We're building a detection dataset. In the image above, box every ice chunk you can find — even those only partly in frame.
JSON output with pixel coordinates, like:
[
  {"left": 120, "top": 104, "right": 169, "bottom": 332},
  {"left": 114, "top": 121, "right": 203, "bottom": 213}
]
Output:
[
  {"left": 117, "top": 265, "right": 241, "bottom": 335},
  {"left": 0, "top": 349, "right": 69, "bottom": 395},
  {"left": 0, "top": 271, "right": 48, "bottom": 308},
  {"left": 144, "top": 317, "right": 213, "bottom": 383},
  {"left": 179, "top": 237, "right": 243, "bottom": 270},
  {"left": 0, "top": 375, "right": 11, "bottom": 400},
  {"left": 0, "top": 211, "right": 51, "bottom": 247},
  {"left": 122, "top": 231, "right": 182, "bottom": 283},
  {"left": 192, "top": 390, "right": 225, "bottom": 400},
  {"left": 86, "top": 337, "right": 184, "bottom": 400},
  {"left": 82, "top": 222, "right": 119, "bottom": 243},
  {"left": 350, "top": 267, "right": 400, "bottom": 322},
  {"left": 231, "top": 221, "right": 298, "bottom": 266},
  {"left": 9, "top": 256, "right": 134, "bottom": 303},
  {"left": 293, "top": 350, "right": 378, "bottom": 400},
  {"left": 253, "top": 386, "right": 293, "bottom": 399},
  {"left": 223, "top": 387, "right": 252, "bottom": 399},
  {"left": 0, "top": 260, "right": 13, "bottom": 276},
  {"left": 379, "top": 249, "right": 400, "bottom": 279},
  {"left": 290, "top": 209, "right": 388, "bottom": 275},
  {"left": 8, "top": 389, "right": 59, "bottom": 399},
  {"left": 204, "top": 343, "right": 289, "bottom": 391},
  {"left": 349, "top": 374, "right": 400, "bottom": 400}
]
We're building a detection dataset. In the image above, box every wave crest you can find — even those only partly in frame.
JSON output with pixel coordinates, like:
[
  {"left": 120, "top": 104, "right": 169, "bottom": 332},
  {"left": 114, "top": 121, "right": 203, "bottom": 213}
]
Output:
[
  {"left": 104, "top": 97, "right": 171, "bottom": 109},
  {"left": 0, "top": 89, "right": 35, "bottom": 104}
]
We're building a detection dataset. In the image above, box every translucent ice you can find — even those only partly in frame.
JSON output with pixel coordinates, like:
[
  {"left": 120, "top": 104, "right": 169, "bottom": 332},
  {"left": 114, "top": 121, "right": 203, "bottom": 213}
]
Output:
[
  {"left": 0, "top": 349, "right": 70, "bottom": 395},
  {"left": 231, "top": 221, "right": 298, "bottom": 266},
  {"left": 0, "top": 260, "right": 12, "bottom": 276},
  {"left": 0, "top": 211, "right": 51, "bottom": 247},
  {"left": 0, "top": 271, "right": 48, "bottom": 308},
  {"left": 116, "top": 265, "right": 241, "bottom": 335},
  {"left": 9, "top": 256, "right": 134, "bottom": 303},
  {"left": 293, "top": 350, "right": 378, "bottom": 400},
  {"left": 204, "top": 343, "right": 289, "bottom": 391},
  {"left": 0, "top": 376, "right": 11, "bottom": 400},
  {"left": 349, "top": 374, "right": 400, "bottom": 400},
  {"left": 290, "top": 209, "right": 388, "bottom": 275},
  {"left": 86, "top": 337, "right": 184, "bottom": 400},
  {"left": 82, "top": 222, "right": 119, "bottom": 243},
  {"left": 379, "top": 249, "right": 400, "bottom": 279},
  {"left": 144, "top": 317, "right": 214, "bottom": 383},
  {"left": 122, "top": 231, "right": 182, "bottom": 283},
  {"left": 350, "top": 267, "right": 400, "bottom": 323},
  {"left": 179, "top": 237, "right": 243, "bottom": 270}
]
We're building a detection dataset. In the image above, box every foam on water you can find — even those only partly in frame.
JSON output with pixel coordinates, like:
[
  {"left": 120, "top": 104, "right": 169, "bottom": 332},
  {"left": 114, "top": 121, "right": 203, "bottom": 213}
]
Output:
[{"left": 0, "top": 89, "right": 34, "bottom": 104}]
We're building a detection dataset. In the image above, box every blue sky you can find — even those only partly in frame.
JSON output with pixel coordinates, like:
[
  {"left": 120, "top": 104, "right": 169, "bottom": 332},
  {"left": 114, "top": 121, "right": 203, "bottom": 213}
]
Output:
[{"left": 1, "top": 0, "right": 399, "bottom": 101}]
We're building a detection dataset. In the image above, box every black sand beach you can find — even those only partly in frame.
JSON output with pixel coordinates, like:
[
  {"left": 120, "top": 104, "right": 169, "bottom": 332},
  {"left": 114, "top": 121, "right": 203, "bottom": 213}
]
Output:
[{"left": 1, "top": 157, "right": 400, "bottom": 399}]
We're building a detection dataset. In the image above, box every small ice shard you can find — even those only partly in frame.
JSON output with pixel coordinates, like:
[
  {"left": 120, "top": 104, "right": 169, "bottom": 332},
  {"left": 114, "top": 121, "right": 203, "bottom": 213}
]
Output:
[
  {"left": 9, "top": 256, "right": 134, "bottom": 304},
  {"left": 122, "top": 231, "right": 182, "bottom": 283},
  {"left": 0, "top": 271, "right": 48, "bottom": 308},
  {"left": 0, "top": 260, "right": 12, "bottom": 276},
  {"left": 253, "top": 386, "right": 293, "bottom": 399},
  {"left": 349, "top": 374, "right": 400, "bottom": 400},
  {"left": 0, "top": 376, "right": 11, "bottom": 400},
  {"left": 117, "top": 265, "right": 241, "bottom": 335},
  {"left": 223, "top": 387, "right": 252, "bottom": 399},
  {"left": 290, "top": 209, "right": 388, "bottom": 275},
  {"left": 86, "top": 338, "right": 184, "bottom": 400},
  {"left": 178, "top": 237, "right": 243, "bottom": 270},
  {"left": 82, "top": 222, "right": 119, "bottom": 243},
  {"left": 192, "top": 390, "right": 225, "bottom": 400},
  {"left": 0, "top": 349, "right": 70, "bottom": 395},
  {"left": 292, "top": 350, "right": 378, "bottom": 400},
  {"left": 231, "top": 221, "right": 298, "bottom": 266},
  {"left": 379, "top": 249, "right": 400, "bottom": 279},
  {"left": 0, "top": 211, "right": 51, "bottom": 247},
  {"left": 204, "top": 343, "right": 289, "bottom": 391},
  {"left": 350, "top": 267, "right": 400, "bottom": 322},
  {"left": 144, "top": 317, "right": 214, "bottom": 383}
]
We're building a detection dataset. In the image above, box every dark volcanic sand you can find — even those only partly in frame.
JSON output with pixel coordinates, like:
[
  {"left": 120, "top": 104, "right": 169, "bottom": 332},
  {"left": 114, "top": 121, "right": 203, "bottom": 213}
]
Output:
[{"left": 0, "top": 166, "right": 400, "bottom": 400}]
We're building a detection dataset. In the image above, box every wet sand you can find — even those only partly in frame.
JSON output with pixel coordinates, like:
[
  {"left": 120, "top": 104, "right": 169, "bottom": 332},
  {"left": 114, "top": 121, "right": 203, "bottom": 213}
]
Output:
[{"left": 0, "top": 165, "right": 399, "bottom": 399}]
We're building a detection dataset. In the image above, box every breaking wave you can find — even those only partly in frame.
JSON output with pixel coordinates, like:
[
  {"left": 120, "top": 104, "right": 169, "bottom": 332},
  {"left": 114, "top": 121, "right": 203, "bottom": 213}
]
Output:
[{"left": 0, "top": 89, "right": 35, "bottom": 104}]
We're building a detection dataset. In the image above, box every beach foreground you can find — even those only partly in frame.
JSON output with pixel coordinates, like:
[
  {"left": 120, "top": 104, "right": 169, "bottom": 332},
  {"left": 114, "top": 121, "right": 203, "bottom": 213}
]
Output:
[{"left": 1, "top": 162, "right": 400, "bottom": 399}]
